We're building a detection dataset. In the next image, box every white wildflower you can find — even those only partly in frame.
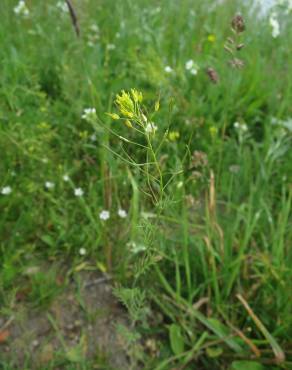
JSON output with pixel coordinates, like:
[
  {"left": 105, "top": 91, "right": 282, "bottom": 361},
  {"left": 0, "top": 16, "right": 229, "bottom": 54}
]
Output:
[
  {"left": 74, "top": 188, "right": 84, "bottom": 197},
  {"left": 90, "top": 133, "right": 97, "bottom": 142},
  {"left": 79, "top": 247, "right": 86, "bottom": 256},
  {"left": 82, "top": 108, "right": 97, "bottom": 122},
  {"left": 107, "top": 43, "right": 116, "bottom": 50},
  {"left": 164, "top": 66, "right": 173, "bottom": 73},
  {"left": 229, "top": 165, "right": 240, "bottom": 174},
  {"left": 145, "top": 122, "right": 158, "bottom": 134},
  {"left": 127, "top": 241, "right": 147, "bottom": 254},
  {"left": 234, "top": 122, "right": 248, "bottom": 132},
  {"left": 90, "top": 24, "right": 99, "bottom": 32},
  {"left": 269, "top": 12, "right": 280, "bottom": 38},
  {"left": 185, "top": 60, "right": 194, "bottom": 70},
  {"left": 99, "top": 210, "right": 110, "bottom": 221},
  {"left": 1, "top": 186, "right": 12, "bottom": 195},
  {"left": 45, "top": 181, "right": 55, "bottom": 189},
  {"left": 63, "top": 174, "right": 70, "bottom": 182},
  {"left": 190, "top": 67, "right": 198, "bottom": 75},
  {"left": 14, "top": 0, "right": 29, "bottom": 16},
  {"left": 118, "top": 209, "right": 127, "bottom": 218},
  {"left": 185, "top": 60, "right": 199, "bottom": 75},
  {"left": 56, "top": 1, "right": 68, "bottom": 13}
]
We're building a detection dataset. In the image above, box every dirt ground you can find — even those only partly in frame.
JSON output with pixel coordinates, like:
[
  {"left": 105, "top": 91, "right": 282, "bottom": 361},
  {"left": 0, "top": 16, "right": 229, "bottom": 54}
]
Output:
[{"left": 0, "top": 270, "right": 131, "bottom": 369}]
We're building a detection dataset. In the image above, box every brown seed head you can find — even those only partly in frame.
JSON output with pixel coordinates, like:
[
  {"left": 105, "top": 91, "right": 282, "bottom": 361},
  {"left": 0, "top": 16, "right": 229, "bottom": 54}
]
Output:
[
  {"left": 229, "top": 58, "right": 245, "bottom": 69},
  {"left": 206, "top": 68, "right": 219, "bottom": 84},
  {"left": 231, "top": 14, "right": 245, "bottom": 34}
]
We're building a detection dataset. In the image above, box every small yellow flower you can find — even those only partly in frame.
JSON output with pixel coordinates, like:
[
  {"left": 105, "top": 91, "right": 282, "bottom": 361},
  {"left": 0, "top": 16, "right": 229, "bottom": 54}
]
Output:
[
  {"left": 209, "top": 126, "right": 218, "bottom": 137},
  {"left": 123, "top": 120, "right": 133, "bottom": 129},
  {"left": 106, "top": 112, "right": 120, "bottom": 120},
  {"left": 37, "top": 121, "right": 50, "bottom": 129},
  {"left": 79, "top": 130, "right": 89, "bottom": 139},
  {"left": 168, "top": 131, "right": 180, "bottom": 141},
  {"left": 207, "top": 34, "right": 216, "bottom": 43},
  {"left": 131, "top": 89, "right": 143, "bottom": 103},
  {"left": 115, "top": 90, "right": 135, "bottom": 117}
]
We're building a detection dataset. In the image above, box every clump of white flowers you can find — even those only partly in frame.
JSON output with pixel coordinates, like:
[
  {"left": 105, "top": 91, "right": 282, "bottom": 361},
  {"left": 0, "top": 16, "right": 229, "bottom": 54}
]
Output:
[
  {"left": 1, "top": 186, "right": 12, "bottom": 195},
  {"left": 87, "top": 24, "right": 100, "bottom": 47},
  {"left": 234, "top": 122, "right": 248, "bottom": 132},
  {"left": 99, "top": 210, "right": 110, "bottom": 221},
  {"left": 56, "top": 1, "right": 68, "bottom": 13},
  {"left": 14, "top": 0, "right": 29, "bottom": 17},
  {"left": 74, "top": 188, "right": 84, "bottom": 197},
  {"left": 118, "top": 209, "right": 127, "bottom": 218},
  {"left": 82, "top": 108, "right": 97, "bottom": 122},
  {"left": 107, "top": 44, "right": 116, "bottom": 51},
  {"left": 185, "top": 60, "right": 199, "bottom": 75},
  {"left": 269, "top": 12, "right": 280, "bottom": 38}
]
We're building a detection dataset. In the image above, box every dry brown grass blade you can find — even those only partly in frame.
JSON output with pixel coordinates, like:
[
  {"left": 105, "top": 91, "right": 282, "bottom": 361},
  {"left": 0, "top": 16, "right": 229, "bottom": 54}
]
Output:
[
  {"left": 208, "top": 170, "right": 216, "bottom": 221},
  {"left": 65, "top": 0, "right": 80, "bottom": 37},
  {"left": 236, "top": 294, "right": 285, "bottom": 364},
  {"left": 207, "top": 171, "right": 224, "bottom": 258},
  {"left": 224, "top": 317, "right": 261, "bottom": 358}
]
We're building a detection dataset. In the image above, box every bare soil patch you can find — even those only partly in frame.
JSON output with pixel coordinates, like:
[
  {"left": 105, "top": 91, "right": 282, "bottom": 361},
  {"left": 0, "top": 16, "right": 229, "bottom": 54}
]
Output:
[{"left": 0, "top": 270, "right": 130, "bottom": 369}]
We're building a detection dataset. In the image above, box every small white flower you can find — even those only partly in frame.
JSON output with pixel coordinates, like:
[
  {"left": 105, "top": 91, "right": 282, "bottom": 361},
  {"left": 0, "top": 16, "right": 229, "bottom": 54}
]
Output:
[
  {"left": 99, "top": 210, "right": 110, "bottom": 221},
  {"left": 74, "top": 188, "right": 84, "bottom": 197},
  {"left": 190, "top": 67, "right": 198, "bottom": 75},
  {"left": 1, "top": 186, "right": 12, "bottom": 195},
  {"left": 164, "top": 66, "right": 173, "bottom": 73},
  {"left": 14, "top": 0, "right": 29, "bottom": 16},
  {"left": 79, "top": 247, "right": 87, "bottom": 256},
  {"left": 82, "top": 108, "right": 97, "bottom": 122},
  {"left": 185, "top": 59, "right": 194, "bottom": 70},
  {"left": 90, "top": 133, "right": 97, "bottom": 142},
  {"left": 229, "top": 165, "right": 240, "bottom": 174},
  {"left": 127, "top": 241, "right": 147, "bottom": 254},
  {"left": 145, "top": 122, "right": 158, "bottom": 134},
  {"left": 269, "top": 12, "right": 280, "bottom": 38},
  {"left": 63, "top": 174, "right": 70, "bottom": 182},
  {"left": 56, "top": 1, "right": 68, "bottom": 13},
  {"left": 45, "top": 181, "right": 55, "bottom": 189},
  {"left": 90, "top": 24, "right": 99, "bottom": 32},
  {"left": 241, "top": 124, "right": 248, "bottom": 132},
  {"left": 185, "top": 60, "right": 199, "bottom": 75},
  {"left": 107, "top": 43, "right": 116, "bottom": 50},
  {"left": 118, "top": 209, "right": 127, "bottom": 218},
  {"left": 234, "top": 122, "right": 248, "bottom": 132}
]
